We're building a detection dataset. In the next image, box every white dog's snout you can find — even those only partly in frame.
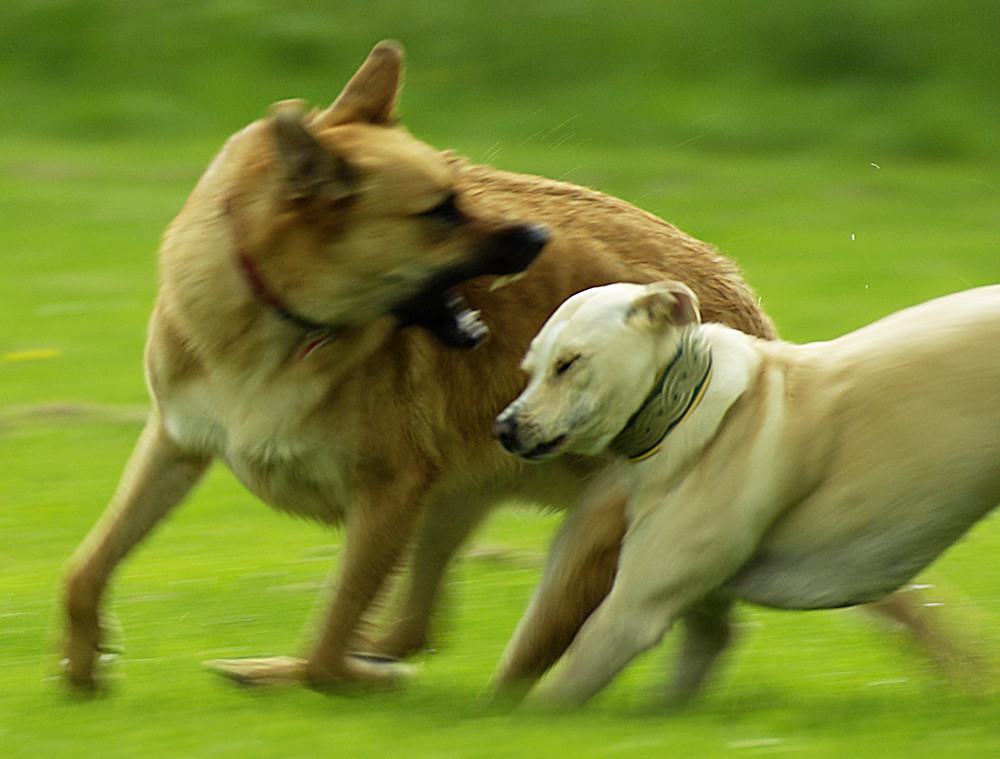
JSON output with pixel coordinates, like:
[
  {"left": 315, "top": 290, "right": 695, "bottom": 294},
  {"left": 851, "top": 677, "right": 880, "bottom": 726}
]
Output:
[{"left": 493, "top": 407, "right": 524, "bottom": 454}]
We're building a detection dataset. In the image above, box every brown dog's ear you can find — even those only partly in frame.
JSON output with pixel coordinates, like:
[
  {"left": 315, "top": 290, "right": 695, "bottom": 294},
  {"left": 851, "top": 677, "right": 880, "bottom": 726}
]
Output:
[
  {"left": 626, "top": 280, "right": 701, "bottom": 329},
  {"left": 314, "top": 40, "right": 403, "bottom": 128},
  {"left": 273, "top": 109, "right": 356, "bottom": 207}
]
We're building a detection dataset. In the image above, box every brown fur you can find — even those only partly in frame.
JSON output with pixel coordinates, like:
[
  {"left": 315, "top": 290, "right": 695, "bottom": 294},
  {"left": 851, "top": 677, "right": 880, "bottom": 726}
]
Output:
[{"left": 62, "top": 41, "right": 934, "bottom": 692}]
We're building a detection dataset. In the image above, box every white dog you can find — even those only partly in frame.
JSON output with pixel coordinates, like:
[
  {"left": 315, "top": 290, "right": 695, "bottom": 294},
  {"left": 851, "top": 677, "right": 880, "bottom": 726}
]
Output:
[{"left": 493, "top": 280, "right": 1000, "bottom": 708}]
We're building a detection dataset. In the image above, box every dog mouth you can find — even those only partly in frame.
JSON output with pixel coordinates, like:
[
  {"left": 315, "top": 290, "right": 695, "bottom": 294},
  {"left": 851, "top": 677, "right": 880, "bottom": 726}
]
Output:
[
  {"left": 494, "top": 405, "right": 568, "bottom": 461},
  {"left": 391, "top": 222, "right": 549, "bottom": 349},
  {"left": 391, "top": 287, "right": 488, "bottom": 349},
  {"left": 519, "top": 434, "right": 567, "bottom": 461}
]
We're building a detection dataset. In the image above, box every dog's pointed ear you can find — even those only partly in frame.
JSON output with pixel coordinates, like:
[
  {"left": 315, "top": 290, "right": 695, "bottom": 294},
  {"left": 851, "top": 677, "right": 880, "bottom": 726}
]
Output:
[
  {"left": 272, "top": 106, "right": 356, "bottom": 207},
  {"left": 626, "top": 280, "right": 701, "bottom": 329},
  {"left": 314, "top": 40, "right": 403, "bottom": 128}
]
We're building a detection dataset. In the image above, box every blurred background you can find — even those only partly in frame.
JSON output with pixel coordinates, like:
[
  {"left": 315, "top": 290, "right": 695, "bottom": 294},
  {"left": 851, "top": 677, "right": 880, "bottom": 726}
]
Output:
[
  {"left": 4, "top": 1, "right": 999, "bottom": 363},
  {"left": 2, "top": 2, "right": 999, "bottom": 757},
  {"left": 5, "top": 0, "right": 999, "bottom": 158}
]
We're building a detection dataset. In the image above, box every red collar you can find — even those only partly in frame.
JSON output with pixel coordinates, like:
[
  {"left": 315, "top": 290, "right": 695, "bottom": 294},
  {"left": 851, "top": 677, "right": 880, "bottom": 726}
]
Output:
[{"left": 225, "top": 199, "right": 337, "bottom": 357}]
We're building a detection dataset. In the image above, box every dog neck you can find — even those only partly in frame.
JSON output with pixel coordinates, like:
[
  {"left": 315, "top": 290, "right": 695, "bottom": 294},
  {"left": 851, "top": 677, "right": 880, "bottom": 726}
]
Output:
[
  {"left": 224, "top": 199, "right": 339, "bottom": 358},
  {"left": 608, "top": 325, "right": 713, "bottom": 462}
]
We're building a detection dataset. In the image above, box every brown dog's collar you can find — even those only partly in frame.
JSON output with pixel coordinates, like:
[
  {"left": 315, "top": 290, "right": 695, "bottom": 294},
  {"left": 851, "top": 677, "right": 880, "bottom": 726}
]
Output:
[
  {"left": 233, "top": 248, "right": 328, "bottom": 334},
  {"left": 224, "top": 199, "right": 338, "bottom": 355}
]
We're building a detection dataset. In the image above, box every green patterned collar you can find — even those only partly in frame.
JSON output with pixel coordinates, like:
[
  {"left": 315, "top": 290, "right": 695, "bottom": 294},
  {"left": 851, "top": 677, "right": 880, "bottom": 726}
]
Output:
[{"left": 608, "top": 327, "right": 713, "bottom": 462}]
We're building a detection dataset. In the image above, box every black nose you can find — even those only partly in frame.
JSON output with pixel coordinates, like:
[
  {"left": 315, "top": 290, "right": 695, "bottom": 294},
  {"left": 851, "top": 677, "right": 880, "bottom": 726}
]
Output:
[
  {"left": 512, "top": 223, "right": 550, "bottom": 255},
  {"left": 487, "top": 223, "right": 550, "bottom": 274},
  {"left": 493, "top": 414, "right": 522, "bottom": 454}
]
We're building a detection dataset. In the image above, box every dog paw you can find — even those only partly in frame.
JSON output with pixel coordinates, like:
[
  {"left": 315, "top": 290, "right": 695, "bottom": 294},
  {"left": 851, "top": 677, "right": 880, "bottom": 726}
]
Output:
[
  {"left": 204, "top": 653, "right": 414, "bottom": 690},
  {"left": 61, "top": 611, "right": 122, "bottom": 694},
  {"left": 308, "top": 653, "right": 415, "bottom": 691},
  {"left": 203, "top": 655, "right": 307, "bottom": 687}
]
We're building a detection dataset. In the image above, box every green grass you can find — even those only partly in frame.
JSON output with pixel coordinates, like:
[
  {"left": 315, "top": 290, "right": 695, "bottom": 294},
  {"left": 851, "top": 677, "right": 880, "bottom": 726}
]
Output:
[{"left": 3, "top": 1, "right": 1000, "bottom": 756}]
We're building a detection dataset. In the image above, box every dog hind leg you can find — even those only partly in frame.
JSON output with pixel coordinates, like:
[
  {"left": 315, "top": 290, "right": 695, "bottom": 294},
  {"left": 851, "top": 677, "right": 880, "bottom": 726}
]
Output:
[
  {"left": 662, "top": 593, "right": 735, "bottom": 705},
  {"left": 862, "top": 584, "right": 995, "bottom": 688},
  {"left": 63, "top": 413, "right": 210, "bottom": 691}
]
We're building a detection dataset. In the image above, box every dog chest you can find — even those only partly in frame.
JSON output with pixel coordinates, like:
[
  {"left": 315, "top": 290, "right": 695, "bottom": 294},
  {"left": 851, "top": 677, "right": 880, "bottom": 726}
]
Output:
[{"left": 159, "top": 374, "right": 353, "bottom": 521}]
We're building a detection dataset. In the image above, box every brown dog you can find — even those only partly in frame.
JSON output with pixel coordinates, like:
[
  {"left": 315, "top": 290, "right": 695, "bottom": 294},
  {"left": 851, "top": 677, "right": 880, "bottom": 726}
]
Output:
[{"left": 61, "top": 41, "right": 938, "bottom": 692}]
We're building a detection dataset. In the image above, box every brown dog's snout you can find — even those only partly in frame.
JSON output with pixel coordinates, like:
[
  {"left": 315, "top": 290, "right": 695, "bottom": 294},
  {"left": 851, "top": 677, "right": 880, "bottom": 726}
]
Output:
[{"left": 390, "top": 223, "right": 548, "bottom": 351}]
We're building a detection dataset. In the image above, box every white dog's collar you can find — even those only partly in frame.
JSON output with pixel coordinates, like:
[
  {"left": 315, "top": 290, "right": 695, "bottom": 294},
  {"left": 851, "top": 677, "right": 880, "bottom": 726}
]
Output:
[{"left": 609, "top": 326, "right": 713, "bottom": 462}]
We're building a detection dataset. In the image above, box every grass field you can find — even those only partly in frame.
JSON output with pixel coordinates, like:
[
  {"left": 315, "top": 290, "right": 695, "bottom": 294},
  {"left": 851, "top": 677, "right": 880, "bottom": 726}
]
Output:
[{"left": 2, "top": 2, "right": 999, "bottom": 756}]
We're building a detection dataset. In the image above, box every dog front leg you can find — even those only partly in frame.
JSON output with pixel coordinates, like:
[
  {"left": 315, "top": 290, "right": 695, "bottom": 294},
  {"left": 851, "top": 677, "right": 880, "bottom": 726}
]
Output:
[
  {"left": 526, "top": 577, "right": 674, "bottom": 710},
  {"left": 489, "top": 490, "right": 626, "bottom": 704},
  {"left": 303, "top": 481, "right": 428, "bottom": 688},
  {"left": 527, "top": 493, "right": 757, "bottom": 709},
  {"left": 63, "top": 413, "right": 210, "bottom": 691},
  {"left": 208, "top": 471, "right": 428, "bottom": 689},
  {"left": 367, "top": 488, "right": 494, "bottom": 659}
]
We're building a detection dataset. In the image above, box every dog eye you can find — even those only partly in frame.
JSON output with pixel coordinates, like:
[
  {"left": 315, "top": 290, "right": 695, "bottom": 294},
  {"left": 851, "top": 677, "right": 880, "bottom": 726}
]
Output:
[
  {"left": 418, "top": 193, "right": 464, "bottom": 227},
  {"left": 554, "top": 354, "right": 580, "bottom": 376}
]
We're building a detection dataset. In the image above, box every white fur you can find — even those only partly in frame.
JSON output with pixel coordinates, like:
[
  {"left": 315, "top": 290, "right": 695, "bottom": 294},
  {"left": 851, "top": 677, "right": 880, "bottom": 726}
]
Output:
[{"left": 497, "top": 281, "right": 1000, "bottom": 708}]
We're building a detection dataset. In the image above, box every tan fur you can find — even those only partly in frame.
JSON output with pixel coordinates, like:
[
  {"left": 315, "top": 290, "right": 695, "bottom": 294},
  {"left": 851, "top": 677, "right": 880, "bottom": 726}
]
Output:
[
  {"left": 493, "top": 282, "right": 1000, "bottom": 709},
  {"left": 61, "top": 41, "right": 930, "bottom": 692}
]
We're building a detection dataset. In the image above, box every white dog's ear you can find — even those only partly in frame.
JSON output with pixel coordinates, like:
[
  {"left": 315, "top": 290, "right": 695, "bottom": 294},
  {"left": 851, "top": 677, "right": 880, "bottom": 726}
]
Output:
[{"left": 626, "top": 280, "right": 701, "bottom": 329}]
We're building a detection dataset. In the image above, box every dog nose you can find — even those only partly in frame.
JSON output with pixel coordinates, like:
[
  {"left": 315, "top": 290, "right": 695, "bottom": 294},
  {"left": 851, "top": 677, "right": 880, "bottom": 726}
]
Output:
[
  {"left": 493, "top": 413, "right": 522, "bottom": 454},
  {"left": 493, "top": 223, "right": 550, "bottom": 272},
  {"left": 515, "top": 223, "right": 550, "bottom": 255}
]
